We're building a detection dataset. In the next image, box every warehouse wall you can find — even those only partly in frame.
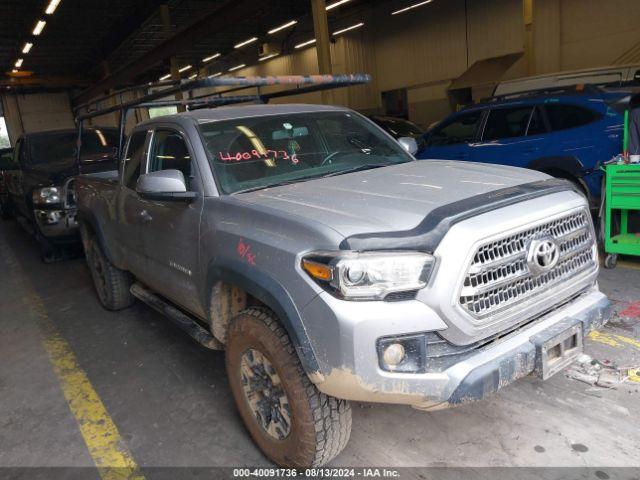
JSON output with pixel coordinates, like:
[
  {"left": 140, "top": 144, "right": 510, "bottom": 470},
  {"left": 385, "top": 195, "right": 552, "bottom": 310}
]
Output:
[
  {"left": 0, "top": 92, "right": 75, "bottom": 144},
  {"left": 533, "top": 0, "right": 640, "bottom": 74},
  {"left": 222, "top": 0, "right": 640, "bottom": 128}
]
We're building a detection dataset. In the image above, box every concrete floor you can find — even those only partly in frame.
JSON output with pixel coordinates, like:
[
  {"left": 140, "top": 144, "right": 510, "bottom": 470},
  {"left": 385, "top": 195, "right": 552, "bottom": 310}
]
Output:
[{"left": 0, "top": 218, "right": 639, "bottom": 477}]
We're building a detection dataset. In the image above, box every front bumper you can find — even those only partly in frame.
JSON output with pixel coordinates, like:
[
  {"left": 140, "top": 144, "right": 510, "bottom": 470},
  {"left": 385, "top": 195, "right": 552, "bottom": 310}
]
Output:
[
  {"left": 303, "top": 286, "right": 611, "bottom": 409},
  {"left": 34, "top": 208, "right": 79, "bottom": 241}
]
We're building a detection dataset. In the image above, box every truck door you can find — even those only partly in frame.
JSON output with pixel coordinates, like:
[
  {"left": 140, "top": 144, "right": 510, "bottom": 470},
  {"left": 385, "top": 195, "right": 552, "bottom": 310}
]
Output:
[
  {"left": 116, "top": 129, "right": 151, "bottom": 278},
  {"left": 471, "top": 105, "right": 547, "bottom": 167},
  {"left": 138, "top": 127, "right": 204, "bottom": 318}
]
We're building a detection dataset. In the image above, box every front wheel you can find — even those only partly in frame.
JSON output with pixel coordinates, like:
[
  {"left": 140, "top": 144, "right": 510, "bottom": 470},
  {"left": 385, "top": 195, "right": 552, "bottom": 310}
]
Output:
[
  {"left": 226, "top": 307, "right": 352, "bottom": 468},
  {"left": 86, "top": 238, "right": 134, "bottom": 310}
]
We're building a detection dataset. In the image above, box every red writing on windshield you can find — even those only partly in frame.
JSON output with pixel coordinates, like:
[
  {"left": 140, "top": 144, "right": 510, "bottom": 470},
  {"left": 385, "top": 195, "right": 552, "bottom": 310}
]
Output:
[{"left": 218, "top": 150, "right": 299, "bottom": 165}]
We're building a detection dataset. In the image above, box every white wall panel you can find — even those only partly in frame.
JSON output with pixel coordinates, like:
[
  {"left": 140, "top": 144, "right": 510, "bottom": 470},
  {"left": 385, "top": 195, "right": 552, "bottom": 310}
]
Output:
[{"left": 1, "top": 92, "right": 75, "bottom": 143}]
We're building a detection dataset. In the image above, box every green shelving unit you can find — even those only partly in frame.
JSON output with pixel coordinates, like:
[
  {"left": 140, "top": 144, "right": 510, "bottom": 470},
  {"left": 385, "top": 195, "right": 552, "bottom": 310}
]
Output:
[{"left": 603, "top": 163, "right": 640, "bottom": 268}]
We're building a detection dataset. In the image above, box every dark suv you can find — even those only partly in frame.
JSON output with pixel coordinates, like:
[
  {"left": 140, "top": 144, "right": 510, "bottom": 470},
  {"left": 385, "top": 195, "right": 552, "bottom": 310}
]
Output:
[{"left": 416, "top": 89, "right": 626, "bottom": 207}]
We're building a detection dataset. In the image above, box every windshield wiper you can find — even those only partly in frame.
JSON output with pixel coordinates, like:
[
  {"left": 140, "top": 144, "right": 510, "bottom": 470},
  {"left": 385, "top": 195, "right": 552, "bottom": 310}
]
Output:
[
  {"left": 231, "top": 163, "right": 399, "bottom": 195},
  {"left": 231, "top": 178, "right": 316, "bottom": 195}
]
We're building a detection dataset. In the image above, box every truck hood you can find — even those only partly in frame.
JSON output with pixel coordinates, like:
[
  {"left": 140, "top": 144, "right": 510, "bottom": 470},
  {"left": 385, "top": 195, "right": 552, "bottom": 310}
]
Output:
[
  {"left": 29, "top": 156, "right": 117, "bottom": 186},
  {"left": 237, "top": 160, "right": 550, "bottom": 238}
]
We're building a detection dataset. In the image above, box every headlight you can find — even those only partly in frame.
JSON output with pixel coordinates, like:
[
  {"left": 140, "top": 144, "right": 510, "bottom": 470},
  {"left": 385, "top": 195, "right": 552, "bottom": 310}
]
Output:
[
  {"left": 302, "top": 251, "right": 434, "bottom": 301},
  {"left": 32, "top": 186, "right": 61, "bottom": 205}
]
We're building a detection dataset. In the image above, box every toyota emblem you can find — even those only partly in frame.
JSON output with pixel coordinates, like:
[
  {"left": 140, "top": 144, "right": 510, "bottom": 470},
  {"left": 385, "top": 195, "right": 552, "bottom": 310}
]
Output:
[{"left": 527, "top": 237, "right": 559, "bottom": 275}]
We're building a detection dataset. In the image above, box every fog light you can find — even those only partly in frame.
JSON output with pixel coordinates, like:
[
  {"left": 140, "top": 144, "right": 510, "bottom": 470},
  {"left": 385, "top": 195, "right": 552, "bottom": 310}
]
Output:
[
  {"left": 377, "top": 334, "right": 427, "bottom": 373},
  {"left": 383, "top": 343, "right": 406, "bottom": 367}
]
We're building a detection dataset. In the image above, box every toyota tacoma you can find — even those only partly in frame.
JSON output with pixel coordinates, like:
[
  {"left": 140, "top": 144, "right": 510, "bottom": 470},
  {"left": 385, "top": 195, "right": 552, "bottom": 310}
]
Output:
[{"left": 75, "top": 103, "right": 611, "bottom": 468}]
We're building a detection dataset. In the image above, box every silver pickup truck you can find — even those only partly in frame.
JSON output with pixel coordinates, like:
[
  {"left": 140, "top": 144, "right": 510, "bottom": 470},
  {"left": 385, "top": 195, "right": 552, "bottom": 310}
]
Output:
[{"left": 75, "top": 103, "right": 611, "bottom": 468}]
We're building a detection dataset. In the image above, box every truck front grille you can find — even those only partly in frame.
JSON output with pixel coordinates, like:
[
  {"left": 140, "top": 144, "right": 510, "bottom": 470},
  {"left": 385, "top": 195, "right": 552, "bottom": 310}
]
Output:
[{"left": 459, "top": 210, "right": 596, "bottom": 322}]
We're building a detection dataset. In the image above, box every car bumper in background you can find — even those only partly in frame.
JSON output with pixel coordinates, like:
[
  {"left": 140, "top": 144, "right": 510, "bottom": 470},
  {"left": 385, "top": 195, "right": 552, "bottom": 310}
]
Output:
[{"left": 34, "top": 208, "right": 79, "bottom": 241}]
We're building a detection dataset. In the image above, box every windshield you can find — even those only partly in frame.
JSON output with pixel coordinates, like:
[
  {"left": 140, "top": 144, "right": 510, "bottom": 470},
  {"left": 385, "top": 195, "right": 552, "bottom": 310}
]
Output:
[
  {"left": 198, "top": 111, "right": 413, "bottom": 194},
  {"left": 29, "top": 128, "right": 118, "bottom": 165}
]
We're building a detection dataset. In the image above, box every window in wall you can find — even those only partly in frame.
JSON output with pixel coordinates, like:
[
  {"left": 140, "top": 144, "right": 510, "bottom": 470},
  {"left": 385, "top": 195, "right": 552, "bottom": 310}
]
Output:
[
  {"left": 0, "top": 117, "right": 10, "bottom": 148},
  {"left": 148, "top": 106, "right": 178, "bottom": 118}
]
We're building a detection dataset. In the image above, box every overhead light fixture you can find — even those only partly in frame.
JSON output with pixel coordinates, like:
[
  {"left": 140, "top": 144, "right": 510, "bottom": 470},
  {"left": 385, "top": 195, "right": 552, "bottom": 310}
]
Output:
[
  {"left": 45, "top": 0, "right": 62, "bottom": 14},
  {"left": 178, "top": 65, "right": 192, "bottom": 73},
  {"left": 234, "top": 37, "right": 258, "bottom": 49},
  {"left": 326, "top": 0, "right": 351, "bottom": 11},
  {"left": 333, "top": 22, "right": 364, "bottom": 36},
  {"left": 259, "top": 53, "right": 279, "bottom": 62},
  {"left": 159, "top": 73, "right": 171, "bottom": 81},
  {"left": 32, "top": 20, "right": 46, "bottom": 36},
  {"left": 268, "top": 20, "right": 297, "bottom": 35},
  {"left": 22, "top": 42, "right": 33, "bottom": 54},
  {"left": 11, "top": 69, "right": 18, "bottom": 73},
  {"left": 228, "top": 64, "right": 246, "bottom": 72},
  {"left": 294, "top": 39, "right": 316, "bottom": 49},
  {"left": 203, "top": 53, "right": 220, "bottom": 63},
  {"left": 14, "top": 58, "right": 24, "bottom": 68},
  {"left": 391, "top": 0, "right": 433, "bottom": 15},
  {"left": 188, "top": 73, "right": 197, "bottom": 80},
  {"left": 209, "top": 72, "right": 223, "bottom": 78}
]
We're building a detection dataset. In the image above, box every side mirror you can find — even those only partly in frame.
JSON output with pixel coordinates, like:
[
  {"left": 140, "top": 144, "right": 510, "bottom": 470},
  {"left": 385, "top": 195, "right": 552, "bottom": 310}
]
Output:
[
  {"left": 136, "top": 169, "right": 197, "bottom": 202},
  {"left": 398, "top": 136, "right": 418, "bottom": 156}
]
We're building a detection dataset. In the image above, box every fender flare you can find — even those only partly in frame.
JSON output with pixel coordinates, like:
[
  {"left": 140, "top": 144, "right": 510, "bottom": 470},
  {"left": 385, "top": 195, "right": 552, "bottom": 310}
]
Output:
[
  {"left": 205, "top": 257, "right": 321, "bottom": 377},
  {"left": 527, "top": 156, "right": 586, "bottom": 178},
  {"left": 76, "top": 209, "right": 117, "bottom": 264}
]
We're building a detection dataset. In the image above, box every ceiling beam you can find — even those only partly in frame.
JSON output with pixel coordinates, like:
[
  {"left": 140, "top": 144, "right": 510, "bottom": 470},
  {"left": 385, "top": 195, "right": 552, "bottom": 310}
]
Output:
[
  {"left": 0, "top": 74, "right": 88, "bottom": 91},
  {"left": 73, "top": 0, "right": 261, "bottom": 104}
]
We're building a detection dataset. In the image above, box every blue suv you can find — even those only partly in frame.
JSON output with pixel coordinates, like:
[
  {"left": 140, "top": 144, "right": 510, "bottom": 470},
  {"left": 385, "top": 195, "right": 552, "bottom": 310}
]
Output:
[{"left": 416, "top": 90, "right": 626, "bottom": 207}]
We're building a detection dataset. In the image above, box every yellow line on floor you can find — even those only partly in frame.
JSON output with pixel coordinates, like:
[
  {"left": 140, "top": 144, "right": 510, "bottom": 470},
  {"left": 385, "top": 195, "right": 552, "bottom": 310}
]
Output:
[
  {"left": 3, "top": 246, "right": 144, "bottom": 480},
  {"left": 588, "top": 330, "right": 640, "bottom": 350}
]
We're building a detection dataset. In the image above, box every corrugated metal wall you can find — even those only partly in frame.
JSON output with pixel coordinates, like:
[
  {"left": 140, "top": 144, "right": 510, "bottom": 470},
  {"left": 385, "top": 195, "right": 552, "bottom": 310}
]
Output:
[
  {"left": 224, "top": 0, "right": 640, "bottom": 127},
  {"left": 3, "top": 0, "right": 639, "bottom": 142}
]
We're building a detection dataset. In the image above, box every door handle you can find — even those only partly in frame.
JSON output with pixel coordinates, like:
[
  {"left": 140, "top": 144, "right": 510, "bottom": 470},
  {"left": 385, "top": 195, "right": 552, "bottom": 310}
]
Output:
[{"left": 140, "top": 210, "right": 153, "bottom": 224}]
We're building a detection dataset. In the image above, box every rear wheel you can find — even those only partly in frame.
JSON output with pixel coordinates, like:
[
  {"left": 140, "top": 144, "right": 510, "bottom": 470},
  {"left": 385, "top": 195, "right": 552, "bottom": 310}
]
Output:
[
  {"left": 86, "top": 238, "right": 134, "bottom": 310},
  {"left": 226, "top": 307, "right": 352, "bottom": 468}
]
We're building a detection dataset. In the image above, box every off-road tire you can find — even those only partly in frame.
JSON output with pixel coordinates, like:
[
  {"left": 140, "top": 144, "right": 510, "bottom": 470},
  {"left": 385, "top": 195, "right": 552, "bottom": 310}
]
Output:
[
  {"left": 226, "top": 307, "right": 352, "bottom": 468},
  {"left": 86, "top": 237, "right": 134, "bottom": 310}
]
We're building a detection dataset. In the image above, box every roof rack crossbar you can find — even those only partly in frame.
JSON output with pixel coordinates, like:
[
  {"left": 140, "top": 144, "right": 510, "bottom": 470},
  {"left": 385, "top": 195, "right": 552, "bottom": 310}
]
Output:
[
  {"left": 135, "top": 95, "right": 264, "bottom": 110},
  {"left": 76, "top": 74, "right": 371, "bottom": 120},
  {"left": 485, "top": 84, "right": 602, "bottom": 103}
]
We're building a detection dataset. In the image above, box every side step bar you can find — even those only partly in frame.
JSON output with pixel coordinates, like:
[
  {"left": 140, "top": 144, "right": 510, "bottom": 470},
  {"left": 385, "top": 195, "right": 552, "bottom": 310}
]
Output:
[{"left": 130, "top": 283, "right": 223, "bottom": 350}]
